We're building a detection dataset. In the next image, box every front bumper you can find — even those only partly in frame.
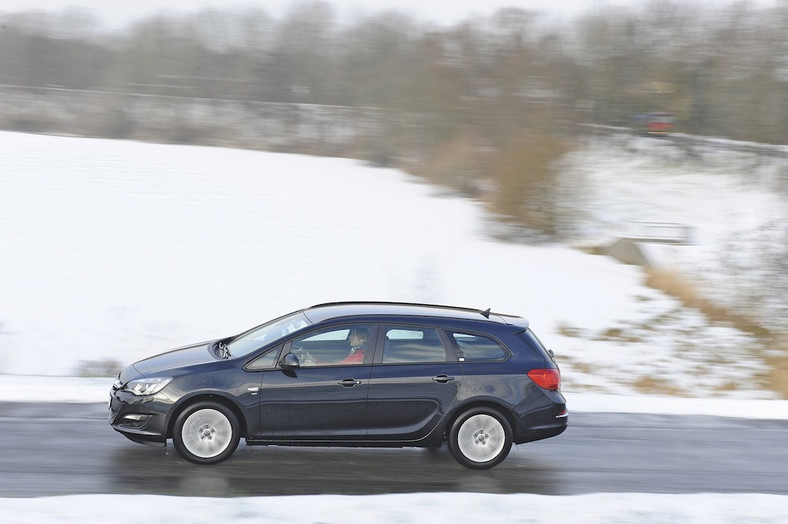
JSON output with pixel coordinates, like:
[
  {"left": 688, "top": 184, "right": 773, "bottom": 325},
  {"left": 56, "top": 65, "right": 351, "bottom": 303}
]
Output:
[{"left": 108, "top": 387, "right": 169, "bottom": 443}]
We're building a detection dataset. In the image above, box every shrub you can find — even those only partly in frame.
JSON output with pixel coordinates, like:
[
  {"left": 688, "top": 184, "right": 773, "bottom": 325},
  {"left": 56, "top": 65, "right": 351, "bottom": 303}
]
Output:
[
  {"left": 417, "top": 131, "right": 491, "bottom": 196},
  {"left": 486, "top": 130, "right": 569, "bottom": 234}
]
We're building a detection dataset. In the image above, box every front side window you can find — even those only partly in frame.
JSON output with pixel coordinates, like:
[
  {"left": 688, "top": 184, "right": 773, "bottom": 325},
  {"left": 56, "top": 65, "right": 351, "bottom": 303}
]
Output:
[
  {"left": 382, "top": 326, "right": 448, "bottom": 363},
  {"left": 449, "top": 332, "right": 508, "bottom": 361},
  {"left": 290, "top": 324, "right": 374, "bottom": 366}
]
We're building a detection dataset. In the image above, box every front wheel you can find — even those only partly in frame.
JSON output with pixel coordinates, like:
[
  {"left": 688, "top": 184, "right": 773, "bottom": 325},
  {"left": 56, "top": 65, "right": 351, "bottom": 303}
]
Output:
[
  {"left": 448, "top": 407, "right": 512, "bottom": 469},
  {"left": 172, "top": 401, "right": 240, "bottom": 465}
]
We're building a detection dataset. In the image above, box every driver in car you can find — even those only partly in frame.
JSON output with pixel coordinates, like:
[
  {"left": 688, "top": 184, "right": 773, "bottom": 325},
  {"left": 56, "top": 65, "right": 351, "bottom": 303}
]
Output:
[{"left": 339, "top": 327, "right": 370, "bottom": 364}]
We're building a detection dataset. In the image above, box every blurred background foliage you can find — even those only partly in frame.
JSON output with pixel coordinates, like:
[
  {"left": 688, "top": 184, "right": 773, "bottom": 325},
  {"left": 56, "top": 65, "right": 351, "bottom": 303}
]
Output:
[
  {"left": 0, "top": 0, "right": 786, "bottom": 234},
  {"left": 1, "top": 2, "right": 786, "bottom": 139}
]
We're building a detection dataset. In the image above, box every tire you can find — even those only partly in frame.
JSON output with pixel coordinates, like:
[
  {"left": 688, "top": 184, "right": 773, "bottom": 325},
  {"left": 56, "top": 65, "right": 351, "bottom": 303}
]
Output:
[
  {"left": 172, "top": 401, "right": 240, "bottom": 465},
  {"left": 447, "top": 407, "right": 512, "bottom": 469}
]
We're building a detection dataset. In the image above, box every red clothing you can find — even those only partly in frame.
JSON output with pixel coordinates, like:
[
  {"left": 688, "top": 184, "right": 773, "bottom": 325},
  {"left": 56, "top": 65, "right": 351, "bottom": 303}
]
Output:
[{"left": 340, "top": 349, "right": 365, "bottom": 364}]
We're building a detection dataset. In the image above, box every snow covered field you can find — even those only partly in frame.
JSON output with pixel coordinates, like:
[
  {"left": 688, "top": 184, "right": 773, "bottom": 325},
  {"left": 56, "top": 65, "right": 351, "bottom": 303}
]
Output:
[
  {"left": 2, "top": 130, "right": 788, "bottom": 521},
  {"left": 569, "top": 133, "right": 788, "bottom": 327},
  {"left": 1, "top": 130, "right": 785, "bottom": 398}
]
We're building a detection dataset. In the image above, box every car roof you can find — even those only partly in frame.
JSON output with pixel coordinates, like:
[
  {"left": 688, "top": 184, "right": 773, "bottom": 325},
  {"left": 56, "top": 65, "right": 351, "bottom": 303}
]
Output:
[{"left": 302, "top": 301, "right": 526, "bottom": 327}]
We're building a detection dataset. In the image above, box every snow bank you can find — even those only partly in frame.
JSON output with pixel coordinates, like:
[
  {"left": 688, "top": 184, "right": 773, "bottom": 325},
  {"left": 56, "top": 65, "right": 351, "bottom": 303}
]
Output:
[{"left": 2, "top": 492, "right": 788, "bottom": 523}]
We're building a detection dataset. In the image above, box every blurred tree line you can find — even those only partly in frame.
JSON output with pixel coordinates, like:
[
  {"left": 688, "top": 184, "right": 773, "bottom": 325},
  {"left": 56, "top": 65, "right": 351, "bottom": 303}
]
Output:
[
  {"left": 2, "top": 1, "right": 785, "bottom": 141},
  {"left": 0, "top": 0, "right": 786, "bottom": 232}
]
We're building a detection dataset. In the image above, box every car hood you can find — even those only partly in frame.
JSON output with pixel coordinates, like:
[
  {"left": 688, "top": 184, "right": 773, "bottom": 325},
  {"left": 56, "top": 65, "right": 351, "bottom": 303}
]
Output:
[{"left": 132, "top": 340, "right": 218, "bottom": 376}]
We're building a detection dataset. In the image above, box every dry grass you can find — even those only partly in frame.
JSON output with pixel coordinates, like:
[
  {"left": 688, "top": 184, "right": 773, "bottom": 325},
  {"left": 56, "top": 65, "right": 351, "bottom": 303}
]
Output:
[
  {"left": 633, "top": 376, "right": 687, "bottom": 396},
  {"left": 644, "top": 268, "right": 772, "bottom": 338},
  {"left": 645, "top": 268, "right": 788, "bottom": 399},
  {"left": 766, "top": 342, "right": 788, "bottom": 399},
  {"left": 416, "top": 132, "right": 490, "bottom": 195},
  {"left": 594, "top": 327, "right": 644, "bottom": 344},
  {"left": 572, "top": 362, "right": 594, "bottom": 374},
  {"left": 487, "top": 130, "right": 569, "bottom": 233},
  {"left": 556, "top": 321, "right": 585, "bottom": 338}
]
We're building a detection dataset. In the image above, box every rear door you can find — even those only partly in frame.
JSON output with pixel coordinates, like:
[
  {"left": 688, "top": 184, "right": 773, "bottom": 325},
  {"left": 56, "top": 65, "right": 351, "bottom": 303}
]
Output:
[{"left": 366, "top": 324, "right": 463, "bottom": 442}]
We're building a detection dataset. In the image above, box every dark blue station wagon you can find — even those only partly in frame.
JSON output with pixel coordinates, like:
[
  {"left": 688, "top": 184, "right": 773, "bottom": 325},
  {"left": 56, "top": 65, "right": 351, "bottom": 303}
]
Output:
[{"left": 109, "top": 302, "right": 567, "bottom": 469}]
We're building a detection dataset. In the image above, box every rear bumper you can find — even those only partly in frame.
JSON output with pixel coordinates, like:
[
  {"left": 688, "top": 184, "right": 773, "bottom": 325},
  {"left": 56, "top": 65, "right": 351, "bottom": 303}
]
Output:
[
  {"left": 515, "top": 417, "right": 567, "bottom": 444},
  {"left": 513, "top": 397, "right": 568, "bottom": 444}
]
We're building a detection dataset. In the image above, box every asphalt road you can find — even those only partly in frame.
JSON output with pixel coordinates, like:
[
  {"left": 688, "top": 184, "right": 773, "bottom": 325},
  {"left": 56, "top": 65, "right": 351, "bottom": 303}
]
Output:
[{"left": 1, "top": 402, "right": 786, "bottom": 497}]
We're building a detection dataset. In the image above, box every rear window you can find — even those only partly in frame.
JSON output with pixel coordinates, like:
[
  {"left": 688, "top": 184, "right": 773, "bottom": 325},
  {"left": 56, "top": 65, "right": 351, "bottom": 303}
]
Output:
[{"left": 449, "top": 332, "right": 508, "bottom": 361}]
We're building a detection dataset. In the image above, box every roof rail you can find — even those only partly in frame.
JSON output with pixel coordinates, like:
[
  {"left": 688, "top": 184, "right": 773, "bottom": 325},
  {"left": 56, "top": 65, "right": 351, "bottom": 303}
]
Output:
[{"left": 308, "top": 301, "right": 503, "bottom": 319}]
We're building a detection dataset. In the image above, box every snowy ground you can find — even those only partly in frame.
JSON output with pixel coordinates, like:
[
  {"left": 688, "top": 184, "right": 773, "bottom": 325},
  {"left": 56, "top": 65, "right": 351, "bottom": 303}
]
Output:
[
  {"left": 2, "top": 130, "right": 788, "bottom": 521},
  {"left": 1, "top": 131, "right": 785, "bottom": 398},
  {"left": 568, "top": 133, "right": 787, "bottom": 324},
  {"left": 2, "top": 492, "right": 788, "bottom": 524}
]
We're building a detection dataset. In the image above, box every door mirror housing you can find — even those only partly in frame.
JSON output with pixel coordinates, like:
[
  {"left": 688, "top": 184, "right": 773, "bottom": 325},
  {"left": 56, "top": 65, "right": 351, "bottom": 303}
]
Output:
[{"left": 281, "top": 352, "right": 300, "bottom": 368}]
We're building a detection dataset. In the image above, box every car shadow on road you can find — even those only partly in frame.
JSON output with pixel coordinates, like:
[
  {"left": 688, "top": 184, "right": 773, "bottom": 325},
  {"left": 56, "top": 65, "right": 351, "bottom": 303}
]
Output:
[{"left": 107, "top": 442, "right": 563, "bottom": 497}]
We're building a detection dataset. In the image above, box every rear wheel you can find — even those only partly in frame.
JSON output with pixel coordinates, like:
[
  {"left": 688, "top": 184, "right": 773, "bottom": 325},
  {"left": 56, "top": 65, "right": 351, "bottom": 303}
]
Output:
[
  {"left": 448, "top": 407, "right": 512, "bottom": 469},
  {"left": 172, "top": 401, "right": 240, "bottom": 465}
]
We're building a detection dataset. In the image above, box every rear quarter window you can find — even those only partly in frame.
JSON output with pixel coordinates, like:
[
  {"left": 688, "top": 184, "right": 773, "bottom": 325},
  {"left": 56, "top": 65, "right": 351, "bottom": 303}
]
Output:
[
  {"left": 449, "top": 332, "right": 509, "bottom": 361},
  {"left": 517, "top": 329, "right": 554, "bottom": 361}
]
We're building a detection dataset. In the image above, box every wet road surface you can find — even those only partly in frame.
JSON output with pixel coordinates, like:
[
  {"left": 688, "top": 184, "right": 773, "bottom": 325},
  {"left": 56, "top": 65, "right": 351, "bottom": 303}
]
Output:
[{"left": 1, "top": 403, "right": 787, "bottom": 497}]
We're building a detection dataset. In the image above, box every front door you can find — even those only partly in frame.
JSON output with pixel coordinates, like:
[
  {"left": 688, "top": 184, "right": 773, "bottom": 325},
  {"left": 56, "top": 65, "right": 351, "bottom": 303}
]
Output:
[{"left": 257, "top": 324, "right": 376, "bottom": 441}]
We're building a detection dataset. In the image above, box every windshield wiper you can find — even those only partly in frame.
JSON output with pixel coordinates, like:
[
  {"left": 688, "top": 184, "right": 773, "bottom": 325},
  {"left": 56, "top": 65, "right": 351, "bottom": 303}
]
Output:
[{"left": 218, "top": 341, "right": 231, "bottom": 359}]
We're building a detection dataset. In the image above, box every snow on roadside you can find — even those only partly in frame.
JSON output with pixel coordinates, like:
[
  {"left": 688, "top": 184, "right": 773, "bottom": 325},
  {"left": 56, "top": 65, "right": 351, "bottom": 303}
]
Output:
[{"left": 1, "top": 492, "right": 788, "bottom": 523}]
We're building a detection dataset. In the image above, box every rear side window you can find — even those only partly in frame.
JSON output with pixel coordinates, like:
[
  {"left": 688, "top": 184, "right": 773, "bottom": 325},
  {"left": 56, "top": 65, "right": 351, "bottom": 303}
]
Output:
[
  {"left": 382, "top": 327, "right": 448, "bottom": 363},
  {"left": 449, "top": 332, "right": 508, "bottom": 361}
]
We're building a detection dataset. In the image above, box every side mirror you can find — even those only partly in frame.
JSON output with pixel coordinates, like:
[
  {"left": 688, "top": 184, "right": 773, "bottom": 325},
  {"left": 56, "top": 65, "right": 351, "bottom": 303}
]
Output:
[
  {"left": 281, "top": 353, "right": 301, "bottom": 368},
  {"left": 548, "top": 349, "right": 555, "bottom": 360}
]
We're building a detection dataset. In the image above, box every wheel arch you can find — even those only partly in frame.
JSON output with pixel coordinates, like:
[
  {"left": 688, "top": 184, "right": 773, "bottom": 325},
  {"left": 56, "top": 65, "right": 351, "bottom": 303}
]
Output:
[
  {"left": 166, "top": 393, "right": 248, "bottom": 439},
  {"left": 445, "top": 400, "right": 516, "bottom": 439}
]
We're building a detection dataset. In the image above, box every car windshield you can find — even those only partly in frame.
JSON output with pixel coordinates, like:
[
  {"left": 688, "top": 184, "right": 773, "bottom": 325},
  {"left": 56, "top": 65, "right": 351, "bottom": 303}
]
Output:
[{"left": 226, "top": 311, "right": 311, "bottom": 357}]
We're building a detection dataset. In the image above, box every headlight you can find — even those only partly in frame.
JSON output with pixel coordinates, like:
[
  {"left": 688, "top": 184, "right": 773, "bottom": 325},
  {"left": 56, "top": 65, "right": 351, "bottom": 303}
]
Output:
[{"left": 125, "top": 377, "right": 172, "bottom": 396}]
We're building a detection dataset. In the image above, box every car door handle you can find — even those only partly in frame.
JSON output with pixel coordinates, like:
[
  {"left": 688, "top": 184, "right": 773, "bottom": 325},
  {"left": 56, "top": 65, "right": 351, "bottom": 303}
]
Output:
[
  {"left": 432, "top": 374, "right": 456, "bottom": 383},
  {"left": 338, "top": 379, "right": 362, "bottom": 387}
]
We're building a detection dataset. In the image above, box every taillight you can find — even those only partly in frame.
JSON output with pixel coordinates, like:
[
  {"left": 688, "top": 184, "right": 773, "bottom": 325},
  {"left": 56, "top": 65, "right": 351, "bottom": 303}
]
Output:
[{"left": 528, "top": 368, "right": 561, "bottom": 390}]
